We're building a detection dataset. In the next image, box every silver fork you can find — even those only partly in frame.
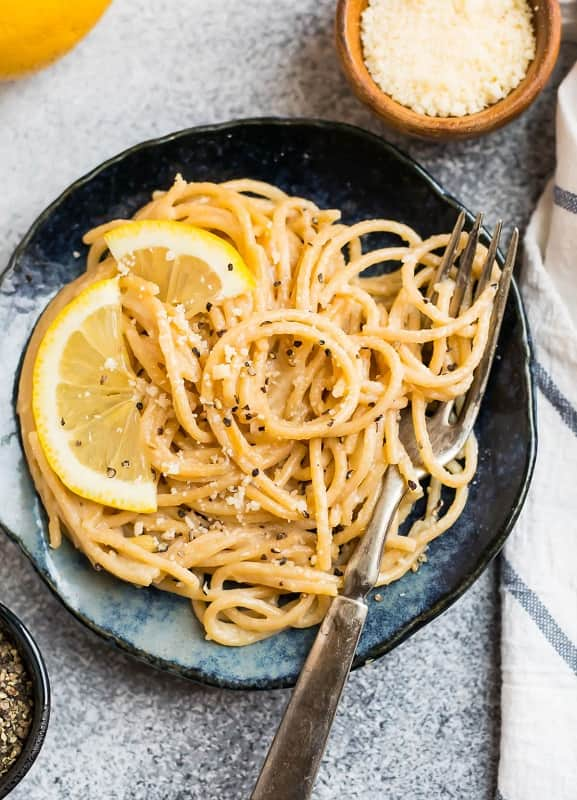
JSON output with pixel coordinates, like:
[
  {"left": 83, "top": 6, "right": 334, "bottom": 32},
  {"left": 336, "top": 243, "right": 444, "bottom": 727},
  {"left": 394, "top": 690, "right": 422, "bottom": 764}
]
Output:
[{"left": 250, "top": 214, "right": 519, "bottom": 800}]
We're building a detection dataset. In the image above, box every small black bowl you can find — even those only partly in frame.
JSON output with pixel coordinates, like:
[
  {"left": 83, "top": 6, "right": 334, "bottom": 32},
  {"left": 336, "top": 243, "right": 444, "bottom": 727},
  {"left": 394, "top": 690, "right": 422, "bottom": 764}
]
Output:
[{"left": 0, "top": 603, "right": 50, "bottom": 799}]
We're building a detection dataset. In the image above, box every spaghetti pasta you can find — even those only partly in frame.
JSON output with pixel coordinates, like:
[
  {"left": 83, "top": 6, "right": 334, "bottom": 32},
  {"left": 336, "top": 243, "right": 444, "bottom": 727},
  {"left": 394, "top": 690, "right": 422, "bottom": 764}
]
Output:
[{"left": 17, "top": 177, "right": 497, "bottom": 646}]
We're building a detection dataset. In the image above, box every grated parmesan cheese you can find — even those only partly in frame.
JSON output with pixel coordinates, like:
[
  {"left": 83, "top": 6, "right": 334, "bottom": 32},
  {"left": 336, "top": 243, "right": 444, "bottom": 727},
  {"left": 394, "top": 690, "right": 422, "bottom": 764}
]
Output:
[
  {"left": 224, "top": 345, "right": 236, "bottom": 364},
  {"left": 211, "top": 363, "right": 232, "bottom": 380},
  {"left": 361, "top": 0, "right": 536, "bottom": 117}
]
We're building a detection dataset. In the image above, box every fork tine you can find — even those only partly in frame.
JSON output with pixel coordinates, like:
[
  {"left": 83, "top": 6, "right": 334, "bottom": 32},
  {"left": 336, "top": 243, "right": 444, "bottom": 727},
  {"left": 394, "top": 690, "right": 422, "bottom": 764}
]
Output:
[
  {"left": 488, "top": 227, "right": 518, "bottom": 342},
  {"left": 474, "top": 220, "right": 502, "bottom": 301},
  {"left": 449, "top": 213, "right": 483, "bottom": 316},
  {"left": 426, "top": 210, "right": 465, "bottom": 300},
  {"left": 401, "top": 226, "right": 519, "bottom": 471},
  {"left": 458, "top": 228, "right": 518, "bottom": 428}
]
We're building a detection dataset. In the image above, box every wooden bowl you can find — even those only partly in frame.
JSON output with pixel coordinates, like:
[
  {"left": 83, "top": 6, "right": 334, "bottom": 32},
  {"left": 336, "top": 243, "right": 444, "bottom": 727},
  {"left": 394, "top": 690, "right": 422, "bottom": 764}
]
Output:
[{"left": 336, "top": 0, "right": 561, "bottom": 140}]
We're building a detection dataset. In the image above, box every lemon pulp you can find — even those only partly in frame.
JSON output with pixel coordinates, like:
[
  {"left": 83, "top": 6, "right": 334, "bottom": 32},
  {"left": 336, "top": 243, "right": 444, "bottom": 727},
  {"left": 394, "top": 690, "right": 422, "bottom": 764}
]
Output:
[
  {"left": 32, "top": 279, "right": 156, "bottom": 513},
  {"left": 104, "top": 220, "right": 254, "bottom": 314}
]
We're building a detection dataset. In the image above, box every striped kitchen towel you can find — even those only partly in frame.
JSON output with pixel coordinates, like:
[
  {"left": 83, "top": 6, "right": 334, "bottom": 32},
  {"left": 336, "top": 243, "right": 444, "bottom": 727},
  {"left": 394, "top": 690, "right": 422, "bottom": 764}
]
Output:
[{"left": 497, "top": 63, "right": 577, "bottom": 800}]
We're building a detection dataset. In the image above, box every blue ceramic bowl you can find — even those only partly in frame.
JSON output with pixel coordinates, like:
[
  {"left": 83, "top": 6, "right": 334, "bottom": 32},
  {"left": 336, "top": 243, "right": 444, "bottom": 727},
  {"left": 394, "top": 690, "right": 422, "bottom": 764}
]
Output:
[
  {"left": 0, "top": 119, "right": 536, "bottom": 689},
  {"left": 0, "top": 603, "right": 50, "bottom": 799}
]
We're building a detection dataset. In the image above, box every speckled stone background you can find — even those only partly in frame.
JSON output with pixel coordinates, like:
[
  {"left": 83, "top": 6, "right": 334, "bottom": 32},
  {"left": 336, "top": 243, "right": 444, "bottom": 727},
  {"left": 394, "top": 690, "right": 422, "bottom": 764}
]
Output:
[{"left": 0, "top": 3, "right": 575, "bottom": 798}]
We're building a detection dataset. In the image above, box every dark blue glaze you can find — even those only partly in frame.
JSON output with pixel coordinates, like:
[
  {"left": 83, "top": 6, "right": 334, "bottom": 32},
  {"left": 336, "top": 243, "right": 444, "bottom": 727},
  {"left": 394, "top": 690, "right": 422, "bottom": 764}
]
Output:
[{"left": 0, "top": 119, "right": 536, "bottom": 690}]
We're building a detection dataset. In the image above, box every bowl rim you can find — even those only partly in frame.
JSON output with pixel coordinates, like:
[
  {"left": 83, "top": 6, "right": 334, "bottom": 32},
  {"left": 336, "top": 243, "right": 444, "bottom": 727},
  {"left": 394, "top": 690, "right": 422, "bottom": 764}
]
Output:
[
  {"left": 0, "top": 602, "right": 50, "bottom": 798},
  {"left": 1, "top": 117, "right": 537, "bottom": 690},
  {"left": 335, "top": 0, "right": 562, "bottom": 139}
]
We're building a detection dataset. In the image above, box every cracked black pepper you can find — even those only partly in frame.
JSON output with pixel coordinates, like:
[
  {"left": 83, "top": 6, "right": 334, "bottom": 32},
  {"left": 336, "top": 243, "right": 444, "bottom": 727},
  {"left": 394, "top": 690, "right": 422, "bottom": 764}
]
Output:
[{"left": 0, "top": 627, "right": 33, "bottom": 777}]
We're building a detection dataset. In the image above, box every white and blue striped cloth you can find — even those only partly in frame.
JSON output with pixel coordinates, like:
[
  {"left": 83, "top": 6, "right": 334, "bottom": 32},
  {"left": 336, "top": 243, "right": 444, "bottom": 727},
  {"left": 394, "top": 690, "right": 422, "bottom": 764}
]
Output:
[{"left": 498, "top": 60, "right": 577, "bottom": 800}]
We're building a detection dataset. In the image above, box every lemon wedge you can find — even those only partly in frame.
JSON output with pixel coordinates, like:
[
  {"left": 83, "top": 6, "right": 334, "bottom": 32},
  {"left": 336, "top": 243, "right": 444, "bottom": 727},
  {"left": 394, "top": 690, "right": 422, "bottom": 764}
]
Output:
[
  {"left": 104, "top": 220, "right": 254, "bottom": 312},
  {"left": 32, "top": 278, "right": 157, "bottom": 513}
]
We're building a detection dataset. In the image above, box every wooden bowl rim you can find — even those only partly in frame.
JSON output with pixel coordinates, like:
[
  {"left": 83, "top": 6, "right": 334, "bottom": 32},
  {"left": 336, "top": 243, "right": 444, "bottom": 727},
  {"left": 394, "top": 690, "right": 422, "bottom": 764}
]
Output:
[{"left": 336, "top": 0, "right": 562, "bottom": 139}]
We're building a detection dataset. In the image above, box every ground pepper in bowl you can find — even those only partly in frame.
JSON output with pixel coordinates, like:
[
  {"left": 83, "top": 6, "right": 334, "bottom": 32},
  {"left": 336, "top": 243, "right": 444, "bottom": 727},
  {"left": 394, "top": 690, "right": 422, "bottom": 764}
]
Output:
[{"left": 0, "top": 628, "right": 33, "bottom": 777}]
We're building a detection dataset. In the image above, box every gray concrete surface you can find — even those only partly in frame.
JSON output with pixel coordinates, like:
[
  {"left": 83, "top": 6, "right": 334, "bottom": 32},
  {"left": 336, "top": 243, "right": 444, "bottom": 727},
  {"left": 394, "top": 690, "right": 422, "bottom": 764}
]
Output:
[{"left": 0, "top": 2, "right": 574, "bottom": 797}]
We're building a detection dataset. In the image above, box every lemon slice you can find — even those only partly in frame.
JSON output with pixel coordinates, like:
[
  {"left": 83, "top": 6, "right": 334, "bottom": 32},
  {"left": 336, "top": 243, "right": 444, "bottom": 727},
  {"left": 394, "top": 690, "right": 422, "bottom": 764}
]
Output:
[
  {"left": 32, "top": 278, "right": 157, "bottom": 513},
  {"left": 104, "top": 220, "right": 254, "bottom": 312}
]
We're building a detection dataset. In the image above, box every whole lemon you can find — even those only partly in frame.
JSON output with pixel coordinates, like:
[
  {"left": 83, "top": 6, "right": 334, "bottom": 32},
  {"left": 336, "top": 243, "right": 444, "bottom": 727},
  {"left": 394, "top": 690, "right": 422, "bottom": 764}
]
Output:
[{"left": 0, "top": 0, "right": 112, "bottom": 80}]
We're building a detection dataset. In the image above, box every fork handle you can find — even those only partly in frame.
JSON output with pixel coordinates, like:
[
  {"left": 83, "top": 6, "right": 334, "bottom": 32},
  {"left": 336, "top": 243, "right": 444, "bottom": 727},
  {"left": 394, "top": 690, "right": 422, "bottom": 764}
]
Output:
[{"left": 250, "top": 595, "right": 367, "bottom": 800}]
